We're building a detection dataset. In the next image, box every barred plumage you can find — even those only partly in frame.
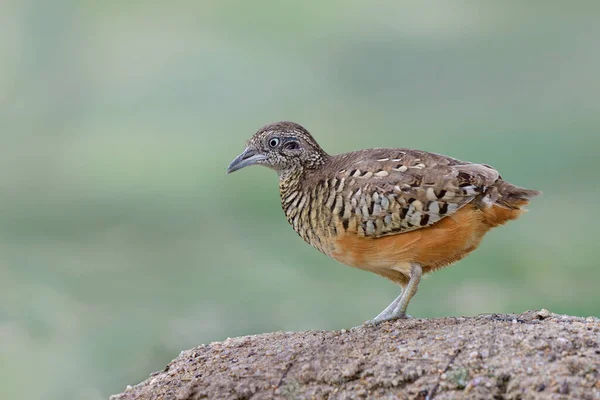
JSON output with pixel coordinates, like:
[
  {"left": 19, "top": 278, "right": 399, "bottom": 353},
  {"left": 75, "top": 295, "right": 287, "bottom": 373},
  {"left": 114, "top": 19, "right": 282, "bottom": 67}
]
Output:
[{"left": 227, "top": 121, "right": 540, "bottom": 323}]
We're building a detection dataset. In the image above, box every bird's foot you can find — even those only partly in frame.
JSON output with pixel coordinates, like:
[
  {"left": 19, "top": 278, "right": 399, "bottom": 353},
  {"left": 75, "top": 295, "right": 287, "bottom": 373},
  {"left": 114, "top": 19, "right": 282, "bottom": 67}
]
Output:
[{"left": 362, "top": 312, "right": 413, "bottom": 327}]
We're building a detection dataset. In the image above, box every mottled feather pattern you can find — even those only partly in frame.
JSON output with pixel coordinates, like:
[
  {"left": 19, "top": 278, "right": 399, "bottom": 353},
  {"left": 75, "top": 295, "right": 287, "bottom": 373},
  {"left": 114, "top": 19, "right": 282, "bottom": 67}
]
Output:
[
  {"left": 236, "top": 121, "right": 539, "bottom": 260},
  {"left": 285, "top": 148, "right": 506, "bottom": 245},
  {"left": 229, "top": 121, "right": 540, "bottom": 319}
]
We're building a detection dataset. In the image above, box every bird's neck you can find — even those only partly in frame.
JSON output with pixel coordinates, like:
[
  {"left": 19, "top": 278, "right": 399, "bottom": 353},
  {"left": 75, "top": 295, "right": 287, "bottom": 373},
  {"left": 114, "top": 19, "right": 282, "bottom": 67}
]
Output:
[
  {"left": 278, "top": 152, "right": 329, "bottom": 195},
  {"left": 278, "top": 165, "right": 321, "bottom": 251},
  {"left": 277, "top": 157, "right": 334, "bottom": 255},
  {"left": 278, "top": 166, "right": 306, "bottom": 200}
]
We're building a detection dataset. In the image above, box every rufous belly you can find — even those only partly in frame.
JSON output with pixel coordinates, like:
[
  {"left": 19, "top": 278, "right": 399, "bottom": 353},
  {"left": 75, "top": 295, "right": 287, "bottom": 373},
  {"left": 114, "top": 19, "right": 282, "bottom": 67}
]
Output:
[{"left": 330, "top": 203, "right": 525, "bottom": 285}]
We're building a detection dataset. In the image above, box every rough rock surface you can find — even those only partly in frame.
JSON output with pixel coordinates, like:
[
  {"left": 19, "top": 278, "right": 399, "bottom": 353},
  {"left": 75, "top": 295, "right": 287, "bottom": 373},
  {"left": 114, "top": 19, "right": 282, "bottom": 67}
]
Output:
[{"left": 111, "top": 310, "right": 600, "bottom": 399}]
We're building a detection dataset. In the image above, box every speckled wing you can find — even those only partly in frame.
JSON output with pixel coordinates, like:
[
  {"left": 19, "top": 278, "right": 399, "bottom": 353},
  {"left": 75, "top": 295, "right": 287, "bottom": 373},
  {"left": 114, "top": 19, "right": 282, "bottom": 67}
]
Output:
[{"left": 330, "top": 148, "right": 500, "bottom": 238}]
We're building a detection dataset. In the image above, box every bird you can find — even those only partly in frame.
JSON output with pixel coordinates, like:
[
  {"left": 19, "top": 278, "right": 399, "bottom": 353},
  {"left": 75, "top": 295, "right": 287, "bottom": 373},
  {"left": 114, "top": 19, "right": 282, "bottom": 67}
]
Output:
[{"left": 226, "top": 121, "right": 540, "bottom": 324}]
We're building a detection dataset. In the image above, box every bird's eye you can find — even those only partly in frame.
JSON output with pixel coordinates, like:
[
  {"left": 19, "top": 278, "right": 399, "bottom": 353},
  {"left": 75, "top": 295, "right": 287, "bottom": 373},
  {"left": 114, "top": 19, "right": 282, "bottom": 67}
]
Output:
[{"left": 269, "top": 137, "right": 280, "bottom": 148}]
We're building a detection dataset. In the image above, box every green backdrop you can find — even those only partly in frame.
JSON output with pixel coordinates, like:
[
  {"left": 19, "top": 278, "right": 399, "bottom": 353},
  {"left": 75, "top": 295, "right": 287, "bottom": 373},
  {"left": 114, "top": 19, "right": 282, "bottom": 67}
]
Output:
[{"left": 1, "top": 1, "right": 598, "bottom": 399}]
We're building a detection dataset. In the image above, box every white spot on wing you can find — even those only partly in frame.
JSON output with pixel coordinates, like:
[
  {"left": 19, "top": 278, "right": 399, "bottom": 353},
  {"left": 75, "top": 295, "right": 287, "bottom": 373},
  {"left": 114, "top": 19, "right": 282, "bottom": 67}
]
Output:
[
  {"left": 463, "top": 186, "right": 478, "bottom": 196},
  {"left": 426, "top": 188, "right": 437, "bottom": 201},
  {"left": 410, "top": 212, "right": 422, "bottom": 226},
  {"left": 380, "top": 196, "right": 390, "bottom": 210},
  {"left": 373, "top": 204, "right": 382, "bottom": 214},
  {"left": 429, "top": 201, "right": 440, "bottom": 214},
  {"left": 366, "top": 220, "right": 375, "bottom": 235},
  {"left": 412, "top": 200, "right": 424, "bottom": 212},
  {"left": 362, "top": 203, "right": 369, "bottom": 217}
]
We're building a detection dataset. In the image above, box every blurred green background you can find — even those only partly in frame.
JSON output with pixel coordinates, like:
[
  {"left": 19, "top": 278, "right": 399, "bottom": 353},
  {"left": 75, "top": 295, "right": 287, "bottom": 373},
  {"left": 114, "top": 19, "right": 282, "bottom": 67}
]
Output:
[{"left": 1, "top": 1, "right": 598, "bottom": 399}]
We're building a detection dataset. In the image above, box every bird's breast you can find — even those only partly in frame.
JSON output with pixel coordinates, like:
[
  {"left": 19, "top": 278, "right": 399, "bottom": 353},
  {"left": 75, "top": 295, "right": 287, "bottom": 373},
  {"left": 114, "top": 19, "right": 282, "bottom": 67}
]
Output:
[{"left": 280, "top": 187, "right": 332, "bottom": 254}]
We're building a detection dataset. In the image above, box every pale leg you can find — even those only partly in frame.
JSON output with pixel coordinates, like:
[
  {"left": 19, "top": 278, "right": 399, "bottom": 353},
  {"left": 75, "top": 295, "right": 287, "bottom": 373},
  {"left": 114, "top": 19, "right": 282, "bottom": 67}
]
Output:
[
  {"left": 369, "top": 292, "right": 404, "bottom": 323},
  {"left": 368, "top": 263, "right": 423, "bottom": 324}
]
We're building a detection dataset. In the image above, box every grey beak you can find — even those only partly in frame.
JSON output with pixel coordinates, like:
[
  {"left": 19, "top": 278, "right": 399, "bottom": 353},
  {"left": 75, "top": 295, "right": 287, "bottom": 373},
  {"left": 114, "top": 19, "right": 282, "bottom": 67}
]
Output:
[{"left": 226, "top": 148, "right": 267, "bottom": 174}]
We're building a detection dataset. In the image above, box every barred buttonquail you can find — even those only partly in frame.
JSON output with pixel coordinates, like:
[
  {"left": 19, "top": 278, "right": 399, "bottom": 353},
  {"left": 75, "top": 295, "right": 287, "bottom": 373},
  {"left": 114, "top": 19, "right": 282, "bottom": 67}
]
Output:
[{"left": 227, "top": 121, "right": 540, "bottom": 324}]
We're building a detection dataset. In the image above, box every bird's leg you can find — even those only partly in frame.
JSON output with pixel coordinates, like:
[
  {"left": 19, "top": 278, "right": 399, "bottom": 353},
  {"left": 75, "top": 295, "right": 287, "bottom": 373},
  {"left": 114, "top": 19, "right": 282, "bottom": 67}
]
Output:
[
  {"left": 366, "top": 263, "right": 423, "bottom": 325},
  {"left": 369, "top": 292, "right": 404, "bottom": 324},
  {"left": 390, "top": 263, "right": 422, "bottom": 318}
]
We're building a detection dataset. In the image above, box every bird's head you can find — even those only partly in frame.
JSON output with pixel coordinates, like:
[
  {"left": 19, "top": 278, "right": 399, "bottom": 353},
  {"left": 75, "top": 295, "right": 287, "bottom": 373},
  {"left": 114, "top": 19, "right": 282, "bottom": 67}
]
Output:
[{"left": 226, "top": 121, "right": 328, "bottom": 176}]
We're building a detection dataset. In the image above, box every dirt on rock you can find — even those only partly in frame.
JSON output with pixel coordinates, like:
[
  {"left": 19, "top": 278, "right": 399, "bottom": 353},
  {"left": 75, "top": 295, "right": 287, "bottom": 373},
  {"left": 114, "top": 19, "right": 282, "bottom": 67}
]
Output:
[{"left": 111, "top": 310, "right": 600, "bottom": 400}]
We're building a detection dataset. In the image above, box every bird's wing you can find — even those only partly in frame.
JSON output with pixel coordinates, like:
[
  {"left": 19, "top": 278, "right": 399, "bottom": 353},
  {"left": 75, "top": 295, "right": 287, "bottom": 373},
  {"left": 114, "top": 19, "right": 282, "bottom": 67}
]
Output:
[{"left": 330, "top": 148, "right": 500, "bottom": 238}]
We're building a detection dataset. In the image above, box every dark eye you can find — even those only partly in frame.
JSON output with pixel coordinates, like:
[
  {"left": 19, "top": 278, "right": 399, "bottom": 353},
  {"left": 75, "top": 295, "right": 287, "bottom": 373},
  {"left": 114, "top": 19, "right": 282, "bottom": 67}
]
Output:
[
  {"left": 283, "top": 141, "right": 299, "bottom": 150},
  {"left": 268, "top": 137, "right": 280, "bottom": 148}
]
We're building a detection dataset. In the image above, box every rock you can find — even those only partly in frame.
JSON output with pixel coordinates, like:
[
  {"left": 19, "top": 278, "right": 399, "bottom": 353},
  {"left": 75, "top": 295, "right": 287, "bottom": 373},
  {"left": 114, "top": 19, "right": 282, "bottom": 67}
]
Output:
[
  {"left": 110, "top": 310, "right": 600, "bottom": 400},
  {"left": 535, "top": 308, "right": 552, "bottom": 319}
]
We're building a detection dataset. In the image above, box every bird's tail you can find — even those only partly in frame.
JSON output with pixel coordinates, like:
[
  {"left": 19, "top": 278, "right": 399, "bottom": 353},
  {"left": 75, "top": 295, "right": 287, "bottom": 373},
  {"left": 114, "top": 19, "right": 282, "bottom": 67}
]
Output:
[
  {"left": 494, "top": 180, "right": 541, "bottom": 210},
  {"left": 479, "top": 180, "right": 540, "bottom": 227}
]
